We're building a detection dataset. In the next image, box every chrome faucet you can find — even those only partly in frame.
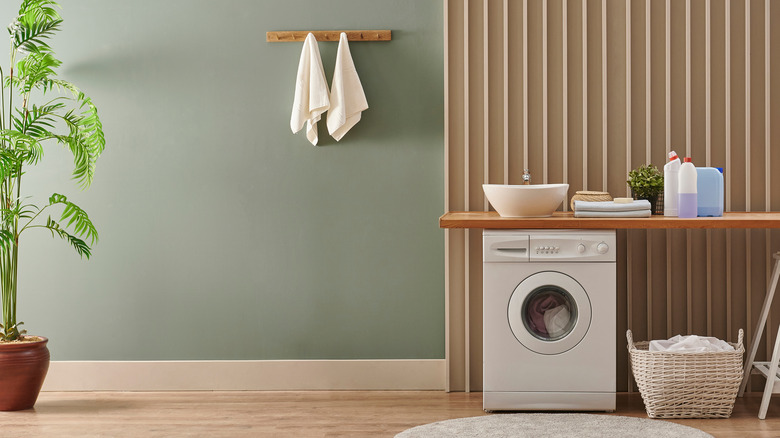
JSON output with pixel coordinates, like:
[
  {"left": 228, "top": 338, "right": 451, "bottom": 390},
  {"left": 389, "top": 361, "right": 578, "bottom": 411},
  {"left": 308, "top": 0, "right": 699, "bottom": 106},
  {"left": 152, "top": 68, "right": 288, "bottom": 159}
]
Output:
[{"left": 522, "top": 169, "right": 531, "bottom": 185}]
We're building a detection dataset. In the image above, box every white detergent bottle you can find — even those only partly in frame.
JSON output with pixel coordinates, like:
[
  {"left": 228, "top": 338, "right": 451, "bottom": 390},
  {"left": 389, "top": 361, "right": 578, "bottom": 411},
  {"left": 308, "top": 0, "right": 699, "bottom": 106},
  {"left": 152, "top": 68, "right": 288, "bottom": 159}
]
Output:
[
  {"left": 678, "top": 157, "right": 697, "bottom": 218},
  {"left": 664, "top": 151, "right": 681, "bottom": 216}
]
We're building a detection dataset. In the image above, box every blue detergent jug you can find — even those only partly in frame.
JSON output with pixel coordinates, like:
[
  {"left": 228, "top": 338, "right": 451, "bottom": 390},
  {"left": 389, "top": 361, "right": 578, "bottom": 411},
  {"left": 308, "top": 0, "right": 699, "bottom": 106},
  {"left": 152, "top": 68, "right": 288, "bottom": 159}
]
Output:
[{"left": 696, "top": 167, "right": 724, "bottom": 217}]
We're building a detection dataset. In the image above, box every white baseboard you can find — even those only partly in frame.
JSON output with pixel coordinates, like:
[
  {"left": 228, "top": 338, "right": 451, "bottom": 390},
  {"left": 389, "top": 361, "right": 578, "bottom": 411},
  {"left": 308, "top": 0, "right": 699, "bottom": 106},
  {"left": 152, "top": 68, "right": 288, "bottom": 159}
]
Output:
[{"left": 41, "top": 359, "right": 446, "bottom": 391}]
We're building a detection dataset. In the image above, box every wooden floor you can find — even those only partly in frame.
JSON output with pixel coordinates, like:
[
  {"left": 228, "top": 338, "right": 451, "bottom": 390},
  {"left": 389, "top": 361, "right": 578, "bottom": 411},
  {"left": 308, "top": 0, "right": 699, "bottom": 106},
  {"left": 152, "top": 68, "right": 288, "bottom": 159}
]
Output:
[{"left": 1, "top": 391, "right": 779, "bottom": 437}]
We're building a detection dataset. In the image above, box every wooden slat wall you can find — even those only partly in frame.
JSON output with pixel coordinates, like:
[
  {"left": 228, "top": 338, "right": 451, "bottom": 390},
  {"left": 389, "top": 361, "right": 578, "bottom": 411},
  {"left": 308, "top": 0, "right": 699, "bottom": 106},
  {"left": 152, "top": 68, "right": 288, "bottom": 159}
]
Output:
[{"left": 444, "top": 0, "right": 780, "bottom": 393}]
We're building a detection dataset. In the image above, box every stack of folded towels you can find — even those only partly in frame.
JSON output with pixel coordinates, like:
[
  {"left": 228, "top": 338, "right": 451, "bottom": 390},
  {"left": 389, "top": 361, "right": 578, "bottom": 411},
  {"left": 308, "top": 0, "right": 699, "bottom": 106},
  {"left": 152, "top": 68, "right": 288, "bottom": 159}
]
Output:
[{"left": 573, "top": 199, "right": 652, "bottom": 218}]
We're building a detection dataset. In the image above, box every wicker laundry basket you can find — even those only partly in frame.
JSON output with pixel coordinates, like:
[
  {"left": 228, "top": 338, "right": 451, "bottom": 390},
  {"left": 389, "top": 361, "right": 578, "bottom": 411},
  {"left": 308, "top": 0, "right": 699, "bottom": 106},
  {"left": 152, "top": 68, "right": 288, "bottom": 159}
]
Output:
[{"left": 626, "top": 329, "right": 744, "bottom": 419}]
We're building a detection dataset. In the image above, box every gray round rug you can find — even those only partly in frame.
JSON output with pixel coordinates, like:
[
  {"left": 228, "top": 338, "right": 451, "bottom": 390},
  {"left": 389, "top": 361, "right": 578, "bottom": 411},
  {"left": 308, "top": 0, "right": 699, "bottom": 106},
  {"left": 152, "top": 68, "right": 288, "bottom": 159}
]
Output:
[{"left": 395, "top": 414, "right": 713, "bottom": 438}]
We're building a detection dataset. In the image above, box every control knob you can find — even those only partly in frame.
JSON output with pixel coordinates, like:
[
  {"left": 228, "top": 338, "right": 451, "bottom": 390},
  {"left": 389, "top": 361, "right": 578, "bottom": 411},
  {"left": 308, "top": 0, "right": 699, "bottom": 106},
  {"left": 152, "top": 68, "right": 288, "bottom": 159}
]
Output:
[
  {"left": 596, "top": 242, "right": 609, "bottom": 254},
  {"left": 577, "top": 243, "right": 586, "bottom": 254}
]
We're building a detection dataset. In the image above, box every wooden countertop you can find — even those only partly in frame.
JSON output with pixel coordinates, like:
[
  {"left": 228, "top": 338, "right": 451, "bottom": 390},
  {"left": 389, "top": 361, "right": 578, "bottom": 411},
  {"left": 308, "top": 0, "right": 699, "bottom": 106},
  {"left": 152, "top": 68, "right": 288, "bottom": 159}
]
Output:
[{"left": 439, "top": 211, "right": 780, "bottom": 229}]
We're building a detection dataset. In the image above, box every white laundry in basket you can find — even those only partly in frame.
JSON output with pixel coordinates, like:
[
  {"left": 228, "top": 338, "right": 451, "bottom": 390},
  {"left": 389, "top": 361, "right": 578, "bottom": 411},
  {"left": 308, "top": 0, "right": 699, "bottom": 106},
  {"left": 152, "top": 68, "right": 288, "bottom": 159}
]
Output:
[{"left": 649, "top": 334, "right": 735, "bottom": 353}]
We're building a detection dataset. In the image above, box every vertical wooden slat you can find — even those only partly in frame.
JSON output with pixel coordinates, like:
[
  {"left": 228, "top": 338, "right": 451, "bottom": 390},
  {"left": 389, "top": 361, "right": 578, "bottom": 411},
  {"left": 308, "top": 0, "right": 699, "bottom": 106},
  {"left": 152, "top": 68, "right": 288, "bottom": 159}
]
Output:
[
  {"left": 766, "top": 0, "right": 771, "bottom": 212},
  {"left": 645, "top": 0, "right": 653, "bottom": 339},
  {"left": 687, "top": 230, "right": 693, "bottom": 333},
  {"left": 601, "top": 0, "right": 607, "bottom": 191},
  {"left": 686, "top": 0, "right": 692, "bottom": 158},
  {"left": 627, "top": 231, "right": 633, "bottom": 392},
  {"left": 704, "top": 0, "right": 711, "bottom": 331},
  {"left": 665, "top": 0, "right": 672, "bottom": 338},
  {"left": 523, "top": 0, "right": 529, "bottom": 168},
  {"left": 766, "top": 0, "right": 773, "bottom": 360},
  {"left": 707, "top": 227, "right": 712, "bottom": 335},
  {"left": 667, "top": 231, "right": 673, "bottom": 337},
  {"left": 483, "top": 0, "right": 489, "bottom": 211},
  {"left": 543, "top": 0, "right": 549, "bottom": 184},
  {"left": 626, "top": 0, "right": 632, "bottom": 197},
  {"left": 706, "top": 0, "right": 712, "bottom": 166},
  {"left": 626, "top": 1, "right": 633, "bottom": 392},
  {"left": 443, "top": 0, "right": 451, "bottom": 393},
  {"left": 746, "top": 0, "right": 751, "bottom": 213},
  {"left": 462, "top": 0, "right": 470, "bottom": 393},
  {"left": 727, "top": 230, "right": 733, "bottom": 338},
  {"left": 726, "top": 0, "right": 733, "bottom": 340},
  {"left": 646, "top": 0, "right": 651, "bottom": 165},
  {"left": 726, "top": 0, "right": 732, "bottom": 212},
  {"left": 665, "top": 0, "right": 671, "bottom": 155},
  {"left": 685, "top": 0, "right": 692, "bottom": 336},
  {"left": 563, "top": 0, "right": 568, "bottom": 210},
  {"left": 647, "top": 232, "right": 653, "bottom": 337},
  {"left": 503, "top": 0, "right": 509, "bottom": 185},
  {"left": 766, "top": 0, "right": 771, "bottom": 211},
  {"left": 745, "top": 0, "right": 752, "bottom": 354},
  {"left": 583, "top": 0, "right": 588, "bottom": 190}
]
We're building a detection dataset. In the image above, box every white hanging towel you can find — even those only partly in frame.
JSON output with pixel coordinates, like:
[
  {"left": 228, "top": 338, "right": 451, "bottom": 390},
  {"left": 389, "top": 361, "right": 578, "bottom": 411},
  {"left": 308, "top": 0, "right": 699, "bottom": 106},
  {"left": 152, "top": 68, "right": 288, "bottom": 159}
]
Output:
[
  {"left": 327, "top": 32, "right": 369, "bottom": 141},
  {"left": 290, "top": 33, "right": 330, "bottom": 146}
]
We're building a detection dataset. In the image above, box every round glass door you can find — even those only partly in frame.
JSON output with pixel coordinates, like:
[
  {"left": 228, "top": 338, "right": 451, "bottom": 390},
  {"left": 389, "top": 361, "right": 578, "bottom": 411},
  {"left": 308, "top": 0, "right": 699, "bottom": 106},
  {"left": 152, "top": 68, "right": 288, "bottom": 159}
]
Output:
[{"left": 507, "top": 271, "right": 591, "bottom": 355}]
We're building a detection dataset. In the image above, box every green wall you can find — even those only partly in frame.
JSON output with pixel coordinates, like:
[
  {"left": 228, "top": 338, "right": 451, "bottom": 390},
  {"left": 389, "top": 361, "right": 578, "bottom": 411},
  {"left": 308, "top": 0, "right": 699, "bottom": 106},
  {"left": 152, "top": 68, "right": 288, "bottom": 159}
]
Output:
[{"left": 6, "top": 0, "right": 444, "bottom": 360}]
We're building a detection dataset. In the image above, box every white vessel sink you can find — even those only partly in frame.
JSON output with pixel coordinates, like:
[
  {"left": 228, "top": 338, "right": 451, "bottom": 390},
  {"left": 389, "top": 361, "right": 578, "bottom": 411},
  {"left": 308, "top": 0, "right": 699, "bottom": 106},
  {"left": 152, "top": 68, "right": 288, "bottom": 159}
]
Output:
[{"left": 483, "top": 184, "right": 569, "bottom": 217}]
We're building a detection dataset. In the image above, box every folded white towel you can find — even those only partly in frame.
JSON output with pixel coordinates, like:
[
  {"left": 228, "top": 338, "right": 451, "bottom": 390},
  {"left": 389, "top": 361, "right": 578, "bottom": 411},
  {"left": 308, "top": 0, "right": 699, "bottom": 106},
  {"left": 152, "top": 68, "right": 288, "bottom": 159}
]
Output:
[
  {"left": 327, "top": 32, "right": 368, "bottom": 141},
  {"left": 574, "top": 199, "right": 652, "bottom": 212},
  {"left": 574, "top": 210, "right": 652, "bottom": 218},
  {"left": 290, "top": 33, "right": 330, "bottom": 145}
]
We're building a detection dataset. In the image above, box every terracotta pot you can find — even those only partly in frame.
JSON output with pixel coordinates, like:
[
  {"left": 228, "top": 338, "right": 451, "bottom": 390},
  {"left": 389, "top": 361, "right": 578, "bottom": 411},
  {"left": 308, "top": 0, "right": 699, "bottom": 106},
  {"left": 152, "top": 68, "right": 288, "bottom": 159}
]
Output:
[{"left": 0, "top": 336, "right": 49, "bottom": 411}]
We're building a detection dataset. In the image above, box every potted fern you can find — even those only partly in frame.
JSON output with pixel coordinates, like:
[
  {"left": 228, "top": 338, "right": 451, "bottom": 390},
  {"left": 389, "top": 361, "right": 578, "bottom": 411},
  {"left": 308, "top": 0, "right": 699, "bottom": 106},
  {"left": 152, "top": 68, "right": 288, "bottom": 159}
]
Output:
[{"left": 0, "top": 0, "right": 104, "bottom": 410}]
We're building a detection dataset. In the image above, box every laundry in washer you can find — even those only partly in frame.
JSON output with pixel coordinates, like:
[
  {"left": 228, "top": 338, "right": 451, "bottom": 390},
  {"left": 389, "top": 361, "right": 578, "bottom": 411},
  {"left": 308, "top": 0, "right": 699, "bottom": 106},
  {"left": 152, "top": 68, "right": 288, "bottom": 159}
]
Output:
[
  {"left": 543, "top": 305, "right": 571, "bottom": 337},
  {"left": 526, "top": 292, "right": 572, "bottom": 337},
  {"left": 526, "top": 293, "right": 564, "bottom": 336}
]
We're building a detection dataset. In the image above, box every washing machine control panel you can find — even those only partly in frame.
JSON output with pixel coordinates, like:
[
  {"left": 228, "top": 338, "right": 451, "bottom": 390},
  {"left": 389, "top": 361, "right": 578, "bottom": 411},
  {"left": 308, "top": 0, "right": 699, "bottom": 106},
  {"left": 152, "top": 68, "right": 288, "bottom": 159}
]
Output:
[{"left": 483, "top": 230, "right": 617, "bottom": 263}]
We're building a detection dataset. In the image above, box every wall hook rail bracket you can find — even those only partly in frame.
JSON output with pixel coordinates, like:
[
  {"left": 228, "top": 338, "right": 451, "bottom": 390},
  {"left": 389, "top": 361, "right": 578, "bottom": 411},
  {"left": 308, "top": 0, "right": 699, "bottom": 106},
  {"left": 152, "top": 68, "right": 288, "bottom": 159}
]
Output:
[{"left": 266, "top": 30, "right": 392, "bottom": 42}]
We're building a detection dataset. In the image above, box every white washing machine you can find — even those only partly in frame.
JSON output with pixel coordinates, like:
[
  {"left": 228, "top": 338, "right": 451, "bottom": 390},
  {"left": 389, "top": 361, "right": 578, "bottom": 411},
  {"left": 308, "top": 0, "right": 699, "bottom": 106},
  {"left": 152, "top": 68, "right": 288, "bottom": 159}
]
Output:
[{"left": 483, "top": 229, "right": 616, "bottom": 412}]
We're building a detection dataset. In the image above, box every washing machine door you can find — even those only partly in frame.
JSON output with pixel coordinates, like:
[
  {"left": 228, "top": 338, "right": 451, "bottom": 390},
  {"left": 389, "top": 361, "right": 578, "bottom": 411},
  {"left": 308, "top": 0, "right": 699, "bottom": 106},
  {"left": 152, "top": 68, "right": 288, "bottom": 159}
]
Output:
[{"left": 507, "top": 271, "right": 592, "bottom": 355}]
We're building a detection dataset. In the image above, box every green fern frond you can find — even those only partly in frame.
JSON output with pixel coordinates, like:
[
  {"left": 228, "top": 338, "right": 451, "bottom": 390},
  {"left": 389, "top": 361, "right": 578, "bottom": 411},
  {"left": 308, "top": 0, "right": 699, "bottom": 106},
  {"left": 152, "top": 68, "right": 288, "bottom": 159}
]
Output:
[
  {"left": 18, "top": 0, "right": 61, "bottom": 21},
  {"left": 76, "top": 96, "right": 104, "bottom": 183},
  {"left": 15, "top": 51, "right": 61, "bottom": 95},
  {"left": 7, "top": 76, "right": 104, "bottom": 189},
  {"left": 0, "top": 149, "right": 22, "bottom": 181},
  {"left": 44, "top": 216, "right": 91, "bottom": 258},
  {"left": 52, "top": 78, "right": 77, "bottom": 94},
  {"left": 54, "top": 95, "right": 104, "bottom": 187},
  {"left": 0, "top": 130, "right": 43, "bottom": 165},
  {"left": 48, "top": 193, "right": 98, "bottom": 245},
  {"left": 11, "top": 18, "right": 61, "bottom": 54},
  {"left": 0, "top": 129, "right": 43, "bottom": 166},
  {"left": 12, "top": 103, "right": 63, "bottom": 139}
]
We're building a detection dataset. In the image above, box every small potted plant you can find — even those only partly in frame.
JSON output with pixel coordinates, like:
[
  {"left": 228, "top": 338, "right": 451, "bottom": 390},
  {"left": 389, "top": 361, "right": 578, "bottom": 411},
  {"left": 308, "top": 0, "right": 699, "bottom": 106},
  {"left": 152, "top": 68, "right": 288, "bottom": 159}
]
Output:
[
  {"left": 627, "top": 164, "right": 664, "bottom": 214},
  {"left": 0, "top": 0, "right": 105, "bottom": 410}
]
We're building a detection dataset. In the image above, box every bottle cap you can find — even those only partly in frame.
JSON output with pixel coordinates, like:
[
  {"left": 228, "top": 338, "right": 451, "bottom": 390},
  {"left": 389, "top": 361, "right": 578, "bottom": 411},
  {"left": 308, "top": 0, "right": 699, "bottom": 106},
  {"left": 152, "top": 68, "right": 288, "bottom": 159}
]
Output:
[
  {"left": 684, "top": 157, "right": 692, "bottom": 163},
  {"left": 668, "top": 151, "right": 679, "bottom": 161},
  {"left": 716, "top": 167, "right": 723, "bottom": 173}
]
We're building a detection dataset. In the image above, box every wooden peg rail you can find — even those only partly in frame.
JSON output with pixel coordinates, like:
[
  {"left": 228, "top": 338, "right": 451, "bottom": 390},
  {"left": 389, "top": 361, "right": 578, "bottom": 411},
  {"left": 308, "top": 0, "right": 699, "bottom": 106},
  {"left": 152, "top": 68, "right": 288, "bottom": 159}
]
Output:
[{"left": 266, "top": 30, "right": 392, "bottom": 42}]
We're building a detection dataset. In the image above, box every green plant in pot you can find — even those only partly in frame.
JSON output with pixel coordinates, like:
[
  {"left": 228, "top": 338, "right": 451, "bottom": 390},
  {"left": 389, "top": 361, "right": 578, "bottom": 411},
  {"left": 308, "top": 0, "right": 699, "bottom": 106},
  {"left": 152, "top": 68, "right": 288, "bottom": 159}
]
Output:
[
  {"left": 627, "top": 164, "right": 663, "bottom": 214},
  {"left": 0, "top": 0, "right": 104, "bottom": 410}
]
